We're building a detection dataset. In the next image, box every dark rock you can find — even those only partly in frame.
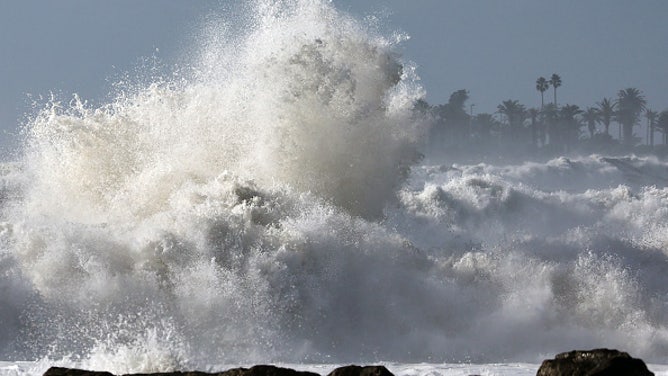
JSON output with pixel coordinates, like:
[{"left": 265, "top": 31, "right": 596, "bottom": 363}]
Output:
[
  {"left": 44, "top": 365, "right": 321, "bottom": 376},
  {"left": 536, "top": 348, "right": 654, "bottom": 376},
  {"left": 327, "top": 365, "right": 394, "bottom": 376},
  {"left": 127, "top": 370, "right": 223, "bottom": 376},
  {"left": 43, "top": 367, "right": 115, "bottom": 376},
  {"left": 219, "top": 365, "right": 321, "bottom": 376}
]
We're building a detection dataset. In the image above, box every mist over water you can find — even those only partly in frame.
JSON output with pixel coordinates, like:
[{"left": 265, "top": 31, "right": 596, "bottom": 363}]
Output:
[{"left": 1, "top": 0, "right": 668, "bottom": 373}]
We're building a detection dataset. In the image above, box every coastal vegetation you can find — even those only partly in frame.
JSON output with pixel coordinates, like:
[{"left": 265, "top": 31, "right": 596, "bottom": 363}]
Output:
[{"left": 419, "top": 74, "right": 668, "bottom": 159}]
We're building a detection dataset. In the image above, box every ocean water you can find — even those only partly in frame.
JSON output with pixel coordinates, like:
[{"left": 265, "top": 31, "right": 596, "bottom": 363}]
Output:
[{"left": 1, "top": 0, "right": 668, "bottom": 375}]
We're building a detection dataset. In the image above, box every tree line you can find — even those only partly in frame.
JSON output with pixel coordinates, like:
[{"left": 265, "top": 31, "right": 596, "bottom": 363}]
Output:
[{"left": 417, "top": 74, "right": 668, "bottom": 157}]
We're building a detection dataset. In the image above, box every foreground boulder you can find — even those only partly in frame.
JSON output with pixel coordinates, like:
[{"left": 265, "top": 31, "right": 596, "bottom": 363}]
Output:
[
  {"left": 44, "top": 365, "right": 322, "bottom": 376},
  {"left": 327, "top": 366, "right": 393, "bottom": 376},
  {"left": 537, "top": 349, "right": 654, "bottom": 376},
  {"left": 43, "top": 368, "right": 114, "bottom": 376},
  {"left": 43, "top": 365, "right": 394, "bottom": 376},
  {"left": 220, "top": 365, "right": 321, "bottom": 376}
]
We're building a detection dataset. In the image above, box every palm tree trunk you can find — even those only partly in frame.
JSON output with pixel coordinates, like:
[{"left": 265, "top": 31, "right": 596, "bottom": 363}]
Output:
[
  {"left": 553, "top": 87, "right": 557, "bottom": 107},
  {"left": 650, "top": 123, "right": 654, "bottom": 146},
  {"left": 623, "top": 123, "right": 634, "bottom": 145}
]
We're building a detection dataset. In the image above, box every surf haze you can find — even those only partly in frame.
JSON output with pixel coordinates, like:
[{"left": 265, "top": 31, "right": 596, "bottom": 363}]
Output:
[{"left": 1, "top": 0, "right": 668, "bottom": 374}]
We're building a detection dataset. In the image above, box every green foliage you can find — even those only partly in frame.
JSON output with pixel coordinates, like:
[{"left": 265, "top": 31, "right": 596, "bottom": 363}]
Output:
[
  {"left": 423, "top": 75, "right": 665, "bottom": 154},
  {"left": 550, "top": 74, "right": 562, "bottom": 106},
  {"left": 657, "top": 111, "right": 668, "bottom": 145},
  {"left": 616, "top": 88, "right": 647, "bottom": 145},
  {"left": 597, "top": 98, "right": 616, "bottom": 135},
  {"left": 582, "top": 107, "right": 601, "bottom": 138},
  {"left": 536, "top": 77, "right": 549, "bottom": 109},
  {"left": 432, "top": 89, "right": 471, "bottom": 144}
]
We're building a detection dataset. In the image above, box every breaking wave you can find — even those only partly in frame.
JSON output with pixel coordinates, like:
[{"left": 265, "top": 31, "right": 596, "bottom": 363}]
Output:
[{"left": 0, "top": 0, "right": 667, "bottom": 373}]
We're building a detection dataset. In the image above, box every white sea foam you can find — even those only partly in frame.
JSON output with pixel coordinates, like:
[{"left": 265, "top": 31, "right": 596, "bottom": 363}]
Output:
[{"left": 1, "top": 0, "right": 667, "bottom": 373}]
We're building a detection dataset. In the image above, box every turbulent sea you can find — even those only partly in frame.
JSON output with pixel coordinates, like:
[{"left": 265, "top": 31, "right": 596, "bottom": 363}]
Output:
[{"left": 1, "top": 1, "right": 668, "bottom": 375}]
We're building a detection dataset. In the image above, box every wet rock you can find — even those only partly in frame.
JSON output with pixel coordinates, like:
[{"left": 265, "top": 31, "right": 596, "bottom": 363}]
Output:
[
  {"left": 43, "top": 365, "right": 322, "bottom": 376},
  {"left": 326, "top": 365, "right": 394, "bottom": 376},
  {"left": 219, "top": 365, "right": 321, "bottom": 376},
  {"left": 43, "top": 367, "right": 114, "bottom": 376},
  {"left": 536, "top": 348, "right": 654, "bottom": 376}
]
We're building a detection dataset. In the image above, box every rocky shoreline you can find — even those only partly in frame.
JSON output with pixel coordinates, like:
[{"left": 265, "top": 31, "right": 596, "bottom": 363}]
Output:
[
  {"left": 42, "top": 349, "right": 655, "bottom": 376},
  {"left": 42, "top": 365, "right": 392, "bottom": 376}
]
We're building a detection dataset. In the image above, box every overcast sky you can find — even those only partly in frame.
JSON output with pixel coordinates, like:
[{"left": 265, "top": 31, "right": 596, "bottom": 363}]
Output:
[{"left": 1, "top": 1, "right": 667, "bottom": 149}]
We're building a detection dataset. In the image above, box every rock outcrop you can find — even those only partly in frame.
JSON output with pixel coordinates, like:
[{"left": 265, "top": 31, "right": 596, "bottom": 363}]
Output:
[
  {"left": 219, "top": 365, "right": 321, "bottom": 376},
  {"left": 536, "top": 348, "right": 654, "bottom": 376},
  {"left": 43, "top": 364, "right": 393, "bottom": 376},
  {"left": 326, "top": 366, "right": 393, "bottom": 376},
  {"left": 42, "top": 353, "right": 656, "bottom": 376},
  {"left": 43, "top": 368, "right": 115, "bottom": 376}
]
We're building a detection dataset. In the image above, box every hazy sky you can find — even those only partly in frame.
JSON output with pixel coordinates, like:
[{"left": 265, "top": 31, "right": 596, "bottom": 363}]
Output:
[{"left": 1, "top": 1, "right": 667, "bottom": 149}]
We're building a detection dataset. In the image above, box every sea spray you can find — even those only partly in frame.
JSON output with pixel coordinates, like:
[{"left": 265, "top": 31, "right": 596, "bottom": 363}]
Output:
[
  {"left": 1, "top": 0, "right": 668, "bottom": 373},
  {"left": 2, "top": 0, "right": 428, "bottom": 370}
]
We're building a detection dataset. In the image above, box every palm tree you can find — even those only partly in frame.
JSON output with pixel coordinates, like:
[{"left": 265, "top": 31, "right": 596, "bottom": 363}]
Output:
[
  {"left": 657, "top": 111, "right": 668, "bottom": 145},
  {"left": 559, "top": 104, "right": 582, "bottom": 149},
  {"left": 527, "top": 108, "right": 540, "bottom": 146},
  {"left": 645, "top": 109, "right": 658, "bottom": 146},
  {"left": 582, "top": 107, "right": 601, "bottom": 138},
  {"left": 437, "top": 89, "right": 471, "bottom": 142},
  {"left": 472, "top": 113, "right": 499, "bottom": 141},
  {"left": 597, "top": 97, "right": 616, "bottom": 136},
  {"left": 615, "top": 88, "right": 646, "bottom": 145},
  {"left": 550, "top": 74, "right": 562, "bottom": 107},
  {"left": 536, "top": 77, "right": 549, "bottom": 110},
  {"left": 497, "top": 100, "right": 526, "bottom": 138},
  {"left": 542, "top": 103, "right": 559, "bottom": 145}
]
